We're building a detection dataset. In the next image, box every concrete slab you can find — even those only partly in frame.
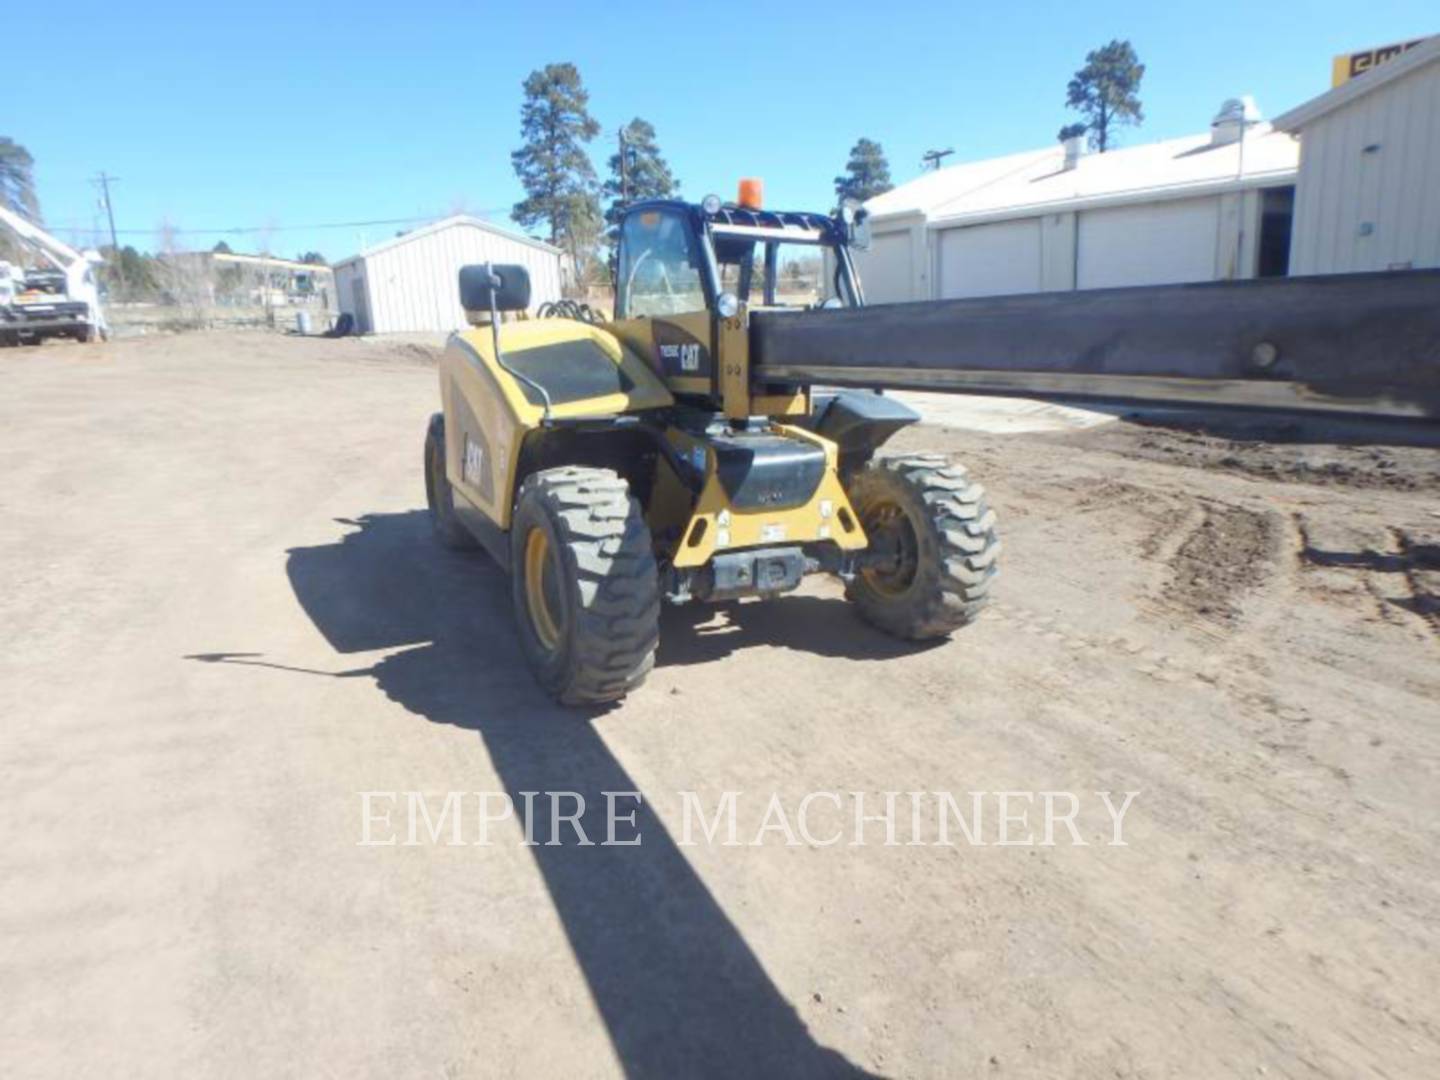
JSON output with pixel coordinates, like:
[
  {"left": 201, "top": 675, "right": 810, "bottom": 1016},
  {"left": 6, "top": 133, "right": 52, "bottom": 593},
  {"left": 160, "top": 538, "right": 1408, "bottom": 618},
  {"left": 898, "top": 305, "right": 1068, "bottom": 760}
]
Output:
[{"left": 890, "top": 391, "right": 1119, "bottom": 434}]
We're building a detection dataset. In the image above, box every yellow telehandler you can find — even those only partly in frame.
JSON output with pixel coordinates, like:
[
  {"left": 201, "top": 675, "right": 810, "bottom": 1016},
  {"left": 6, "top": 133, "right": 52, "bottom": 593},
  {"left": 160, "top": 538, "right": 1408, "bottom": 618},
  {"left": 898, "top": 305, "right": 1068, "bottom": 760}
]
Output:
[{"left": 426, "top": 184, "right": 1439, "bottom": 703}]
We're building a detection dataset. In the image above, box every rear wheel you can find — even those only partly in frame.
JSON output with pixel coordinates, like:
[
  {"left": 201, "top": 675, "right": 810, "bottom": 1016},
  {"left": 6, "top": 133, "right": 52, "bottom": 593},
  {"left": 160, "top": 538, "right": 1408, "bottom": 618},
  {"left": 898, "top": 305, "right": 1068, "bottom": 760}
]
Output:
[
  {"left": 511, "top": 467, "right": 660, "bottom": 705},
  {"left": 423, "top": 413, "right": 479, "bottom": 550},
  {"left": 845, "top": 454, "right": 999, "bottom": 639}
]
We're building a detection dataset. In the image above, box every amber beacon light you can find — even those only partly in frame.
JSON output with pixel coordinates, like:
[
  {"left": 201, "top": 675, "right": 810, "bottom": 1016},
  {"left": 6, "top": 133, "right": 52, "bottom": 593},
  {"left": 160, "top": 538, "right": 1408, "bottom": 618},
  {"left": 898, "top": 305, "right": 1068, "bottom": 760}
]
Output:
[{"left": 737, "top": 178, "right": 764, "bottom": 210}]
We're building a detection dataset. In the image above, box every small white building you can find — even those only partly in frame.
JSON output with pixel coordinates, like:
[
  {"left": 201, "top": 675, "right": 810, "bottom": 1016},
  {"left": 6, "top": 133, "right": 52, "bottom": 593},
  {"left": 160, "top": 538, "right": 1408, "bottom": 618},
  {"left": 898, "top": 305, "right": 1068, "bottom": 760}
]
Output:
[
  {"left": 1274, "top": 35, "right": 1440, "bottom": 275},
  {"left": 333, "top": 215, "right": 563, "bottom": 334},
  {"left": 856, "top": 101, "right": 1299, "bottom": 303}
]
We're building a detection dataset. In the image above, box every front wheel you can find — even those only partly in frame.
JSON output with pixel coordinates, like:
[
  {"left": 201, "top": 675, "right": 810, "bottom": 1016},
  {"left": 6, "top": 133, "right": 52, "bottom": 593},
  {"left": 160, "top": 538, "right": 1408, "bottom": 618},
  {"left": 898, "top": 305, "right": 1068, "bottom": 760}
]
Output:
[
  {"left": 511, "top": 467, "right": 660, "bottom": 705},
  {"left": 845, "top": 454, "right": 999, "bottom": 639}
]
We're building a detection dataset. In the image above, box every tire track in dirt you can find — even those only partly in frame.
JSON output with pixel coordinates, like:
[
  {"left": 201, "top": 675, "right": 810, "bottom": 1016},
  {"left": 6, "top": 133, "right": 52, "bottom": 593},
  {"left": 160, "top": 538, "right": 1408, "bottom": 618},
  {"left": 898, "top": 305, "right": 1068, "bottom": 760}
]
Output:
[
  {"left": 1068, "top": 479, "right": 1284, "bottom": 632},
  {"left": 1161, "top": 500, "right": 1285, "bottom": 626},
  {"left": 984, "top": 600, "right": 1311, "bottom": 725}
]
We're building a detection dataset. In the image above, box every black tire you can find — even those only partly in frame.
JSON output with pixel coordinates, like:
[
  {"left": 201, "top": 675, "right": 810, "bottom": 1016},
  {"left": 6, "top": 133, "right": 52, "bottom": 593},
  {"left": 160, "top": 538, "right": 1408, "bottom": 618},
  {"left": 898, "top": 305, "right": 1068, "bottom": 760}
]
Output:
[
  {"left": 844, "top": 453, "right": 999, "bottom": 639},
  {"left": 511, "top": 466, "right": 660, "bottom": 705},
  {"left": 423, "top": 414, "right": 479, "bottom": 551}
]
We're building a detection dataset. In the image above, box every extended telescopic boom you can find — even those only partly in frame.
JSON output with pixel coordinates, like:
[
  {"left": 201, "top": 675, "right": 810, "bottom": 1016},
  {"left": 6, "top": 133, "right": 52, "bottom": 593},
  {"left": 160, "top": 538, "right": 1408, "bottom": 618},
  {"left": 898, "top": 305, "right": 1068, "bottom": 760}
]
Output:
[{"left": 751, "top": 268, "right": 1440, "bottom": 421}]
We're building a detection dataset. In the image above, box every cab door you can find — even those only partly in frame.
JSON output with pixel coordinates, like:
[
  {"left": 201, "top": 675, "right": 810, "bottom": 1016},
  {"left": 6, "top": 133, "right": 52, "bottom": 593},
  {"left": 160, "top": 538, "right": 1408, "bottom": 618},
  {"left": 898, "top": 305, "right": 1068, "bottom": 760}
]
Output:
[{"left": 609, "top": 207, "right": 715, "bottom": 399}]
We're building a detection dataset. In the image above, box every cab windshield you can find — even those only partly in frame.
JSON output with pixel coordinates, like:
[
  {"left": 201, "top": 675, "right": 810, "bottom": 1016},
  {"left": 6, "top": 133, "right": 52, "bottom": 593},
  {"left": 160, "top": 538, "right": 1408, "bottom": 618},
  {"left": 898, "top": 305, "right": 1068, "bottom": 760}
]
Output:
[
  {"left": 615, "top": 207, "right": 860, "bottom": 318},
  {"left": 711, "top": 224, "right": 854, "bottom": 309}
]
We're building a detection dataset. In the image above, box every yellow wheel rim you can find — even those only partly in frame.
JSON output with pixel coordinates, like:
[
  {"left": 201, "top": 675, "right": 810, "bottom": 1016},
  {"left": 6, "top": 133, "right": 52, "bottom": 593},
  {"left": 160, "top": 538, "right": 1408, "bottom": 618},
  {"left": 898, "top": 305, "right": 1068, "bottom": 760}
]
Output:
[
  {"left": 523, "top": 527, "right": 563, "bottom": 651},
  {"left": 860, "top": 500, "right": 919, "bottom": 598}
]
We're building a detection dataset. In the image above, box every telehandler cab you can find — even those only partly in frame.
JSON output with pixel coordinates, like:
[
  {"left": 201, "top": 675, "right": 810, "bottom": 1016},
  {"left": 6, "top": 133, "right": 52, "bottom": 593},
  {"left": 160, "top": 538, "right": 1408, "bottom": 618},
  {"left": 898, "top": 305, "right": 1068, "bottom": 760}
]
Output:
[
  {"left": 426, "top": 183, "right": 1440, "bottom": 704},
  {"left": 425, "top": 188, "right": 998, "bottom": 703}
]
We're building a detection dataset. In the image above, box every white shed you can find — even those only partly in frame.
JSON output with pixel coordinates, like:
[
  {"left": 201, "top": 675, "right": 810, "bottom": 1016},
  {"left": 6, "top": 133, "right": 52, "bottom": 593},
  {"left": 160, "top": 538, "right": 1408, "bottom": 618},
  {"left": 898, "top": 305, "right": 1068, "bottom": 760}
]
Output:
[
  {"left": 1273, "top": 36, "right": 1440, "bottom": 275},
  {"left": 856, "top": 102, "right": 1299, "bottom": 304},
  {"left": 333, "top": 215, "right": 563, "bottom": 334}
]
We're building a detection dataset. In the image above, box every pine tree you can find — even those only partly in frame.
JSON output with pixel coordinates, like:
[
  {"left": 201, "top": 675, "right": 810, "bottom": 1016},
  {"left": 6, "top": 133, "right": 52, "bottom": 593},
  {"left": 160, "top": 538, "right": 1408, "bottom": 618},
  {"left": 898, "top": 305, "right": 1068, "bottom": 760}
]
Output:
[
  {"left": 0, "top": 136, "right": 40, "bottom": 220},
  {"left": 510, "top": 63, "right": 602, "bottom": 284},
  {"left": 602, "top": 118, "right": 679, "bottom": 243},
  {"left": 98, "top": 245, "right": 158, "bottom": 302},
  {"left": 1063, "top": 40, "right": 1145, "bottom": 152},
  {"left": 834, "top": 139, "right": 893, "bottom": 205}
]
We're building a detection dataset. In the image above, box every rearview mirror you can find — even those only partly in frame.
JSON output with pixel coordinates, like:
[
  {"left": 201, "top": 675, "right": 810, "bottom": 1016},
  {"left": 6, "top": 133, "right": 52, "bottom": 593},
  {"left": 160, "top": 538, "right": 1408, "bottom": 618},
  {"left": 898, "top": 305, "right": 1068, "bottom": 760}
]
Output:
[{"left": 459, "top": 263, "right": 531, "bottom": 313}]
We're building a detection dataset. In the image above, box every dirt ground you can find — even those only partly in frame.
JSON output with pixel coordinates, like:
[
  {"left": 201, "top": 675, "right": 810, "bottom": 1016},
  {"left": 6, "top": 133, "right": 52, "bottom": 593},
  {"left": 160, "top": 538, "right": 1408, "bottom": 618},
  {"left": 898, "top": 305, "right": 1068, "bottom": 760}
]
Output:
[{"left": 2, "top": 330, "right": 1437, "bottom": 1079}]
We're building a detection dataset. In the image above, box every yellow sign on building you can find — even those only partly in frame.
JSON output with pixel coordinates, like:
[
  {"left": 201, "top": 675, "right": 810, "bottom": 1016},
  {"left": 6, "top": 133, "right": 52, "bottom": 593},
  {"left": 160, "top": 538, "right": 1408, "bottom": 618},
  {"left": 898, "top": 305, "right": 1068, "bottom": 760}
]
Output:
[{"left": 1331, "top": 36, "right": 1432, "bottom": 87}]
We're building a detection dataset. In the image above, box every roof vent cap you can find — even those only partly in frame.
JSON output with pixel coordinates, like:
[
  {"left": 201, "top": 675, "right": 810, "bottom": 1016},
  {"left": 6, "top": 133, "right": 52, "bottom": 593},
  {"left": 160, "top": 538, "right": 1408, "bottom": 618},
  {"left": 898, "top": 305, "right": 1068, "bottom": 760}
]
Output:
[{"left": 1212, "top": 96, "right": 1262, "bottom": 145}]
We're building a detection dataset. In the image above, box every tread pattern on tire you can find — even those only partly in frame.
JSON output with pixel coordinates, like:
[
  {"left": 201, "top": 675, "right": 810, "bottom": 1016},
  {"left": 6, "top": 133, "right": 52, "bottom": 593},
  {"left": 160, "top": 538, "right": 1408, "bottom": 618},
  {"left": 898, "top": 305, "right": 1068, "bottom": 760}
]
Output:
[
  {"left": 846, "top": 453, "right": 1000, "bottom": 639},
  {"left": 516, "top": 466, "right": 660, "bottom": 705}
]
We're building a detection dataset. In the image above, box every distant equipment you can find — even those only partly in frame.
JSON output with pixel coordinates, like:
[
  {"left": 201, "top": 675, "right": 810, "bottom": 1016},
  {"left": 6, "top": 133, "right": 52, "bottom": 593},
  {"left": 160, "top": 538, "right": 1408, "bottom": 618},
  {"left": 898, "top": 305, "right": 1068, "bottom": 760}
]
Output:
[{"left": 0, "top": 205, "right": 107, "bottom": 346}]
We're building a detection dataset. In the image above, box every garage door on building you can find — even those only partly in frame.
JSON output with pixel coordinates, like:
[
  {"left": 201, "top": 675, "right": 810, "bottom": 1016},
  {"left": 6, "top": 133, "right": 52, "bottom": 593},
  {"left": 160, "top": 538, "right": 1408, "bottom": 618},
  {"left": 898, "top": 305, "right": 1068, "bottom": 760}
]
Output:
[
  {"left": 1076, "top": 197, "right": 1220, "bottom": 289},
  {"left": 937, "top": 218, "right": 1043, "bottom": 299}
]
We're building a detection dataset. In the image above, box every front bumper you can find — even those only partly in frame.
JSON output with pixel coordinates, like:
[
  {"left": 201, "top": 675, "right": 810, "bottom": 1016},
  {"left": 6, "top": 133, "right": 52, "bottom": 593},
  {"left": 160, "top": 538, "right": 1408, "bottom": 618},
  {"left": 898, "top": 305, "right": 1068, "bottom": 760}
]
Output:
[{"left": 1, "top": 302, "right": 91, "bottom": 333}]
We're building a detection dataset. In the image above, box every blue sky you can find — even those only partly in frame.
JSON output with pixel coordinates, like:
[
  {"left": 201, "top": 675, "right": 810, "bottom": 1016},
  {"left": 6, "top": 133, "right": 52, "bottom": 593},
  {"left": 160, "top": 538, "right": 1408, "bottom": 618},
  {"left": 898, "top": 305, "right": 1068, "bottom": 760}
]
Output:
[{"left": 14, "top": 1, "right": 1436, "bottom": 261}]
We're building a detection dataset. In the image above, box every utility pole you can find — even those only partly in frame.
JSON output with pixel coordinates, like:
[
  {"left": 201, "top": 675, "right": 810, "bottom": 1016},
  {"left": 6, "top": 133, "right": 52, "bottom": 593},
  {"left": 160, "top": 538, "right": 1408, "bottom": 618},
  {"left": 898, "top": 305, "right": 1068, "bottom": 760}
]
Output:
[
  {"left": 91, "top": 172, "right": 125, "bottom": 298},
  {"left": 921, "top": 148, "right": 954, "bottom": 172}
]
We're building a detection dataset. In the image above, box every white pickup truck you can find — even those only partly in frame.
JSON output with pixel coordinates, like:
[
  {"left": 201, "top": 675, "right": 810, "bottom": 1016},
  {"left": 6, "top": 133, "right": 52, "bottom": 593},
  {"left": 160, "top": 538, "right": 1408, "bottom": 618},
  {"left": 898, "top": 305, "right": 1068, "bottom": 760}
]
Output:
[{"left": 0, "top": 206, "right": 107, "bottom": 346}]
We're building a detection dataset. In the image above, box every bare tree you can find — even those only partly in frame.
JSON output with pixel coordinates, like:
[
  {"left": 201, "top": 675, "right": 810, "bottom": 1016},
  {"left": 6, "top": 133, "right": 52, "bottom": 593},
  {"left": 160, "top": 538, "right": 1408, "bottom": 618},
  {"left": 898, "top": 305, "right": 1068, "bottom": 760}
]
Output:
[{"left": 150, "top": 220, "right": 214, "bottom": 329}]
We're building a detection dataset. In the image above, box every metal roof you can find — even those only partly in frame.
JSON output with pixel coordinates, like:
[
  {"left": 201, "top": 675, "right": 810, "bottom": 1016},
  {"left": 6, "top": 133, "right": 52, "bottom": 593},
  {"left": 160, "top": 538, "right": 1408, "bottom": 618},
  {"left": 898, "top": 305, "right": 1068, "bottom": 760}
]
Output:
[
  {"left": 866, "top": 123, "right": 1298, "bottom": 229},
  {"left": 333, "top": 214, "right": 561, "bottom": 269},
  {"left": 212, "top": 251, "right": 333, "bottom": 273},
  {"left": 1273, "top": 34, "right": 1440, "bottom": 131}
]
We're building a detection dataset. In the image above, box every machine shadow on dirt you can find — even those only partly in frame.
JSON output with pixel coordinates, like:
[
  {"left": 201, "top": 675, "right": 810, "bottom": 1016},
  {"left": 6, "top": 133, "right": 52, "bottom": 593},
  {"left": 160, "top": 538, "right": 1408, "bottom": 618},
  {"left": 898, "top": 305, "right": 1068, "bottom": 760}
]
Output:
[
  {"left": 655, "top": 594, "right": 942, "bottom": 668},
  {"left": 257, "top": 509, "right": 881, "bottom": 1078}
]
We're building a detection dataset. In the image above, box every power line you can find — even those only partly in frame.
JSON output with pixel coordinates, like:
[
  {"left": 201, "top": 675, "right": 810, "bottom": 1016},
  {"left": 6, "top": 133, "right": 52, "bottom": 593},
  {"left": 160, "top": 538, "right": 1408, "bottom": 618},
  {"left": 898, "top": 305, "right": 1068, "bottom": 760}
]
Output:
[{"left": 50, "top": 210, "right": 512, "bottom": 239}]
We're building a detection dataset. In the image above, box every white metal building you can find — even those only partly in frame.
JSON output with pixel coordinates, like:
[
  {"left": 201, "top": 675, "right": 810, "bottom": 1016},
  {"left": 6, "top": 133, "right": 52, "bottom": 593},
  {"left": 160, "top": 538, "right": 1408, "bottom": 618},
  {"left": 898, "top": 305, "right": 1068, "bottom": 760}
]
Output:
[
  {"left": 1274, "top": 36, "right": 1440, "bottom": 275},
  {"left": 333, "top": 215, "right": 563, "bottom": 334},
  {"left": 856, "top": 101, "right": 1299, "bottom": 304}
]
